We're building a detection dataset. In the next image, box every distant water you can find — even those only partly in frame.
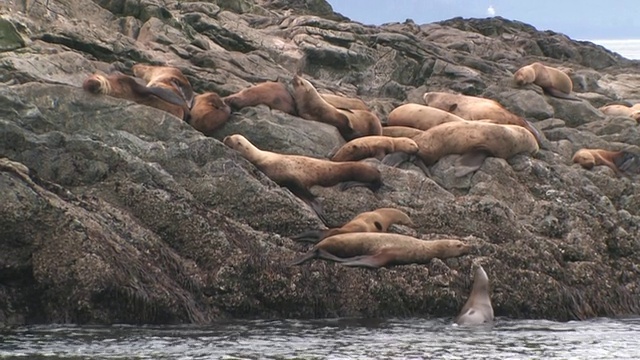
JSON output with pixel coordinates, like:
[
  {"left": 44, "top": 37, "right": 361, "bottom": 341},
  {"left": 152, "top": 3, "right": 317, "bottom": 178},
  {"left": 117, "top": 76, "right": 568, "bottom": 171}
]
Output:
[
  {"left": 1, "top": 317, "right": 639, "bottom": 359},
  {"left": 590, "top": 39, "right": 640, "bottom": 60}
]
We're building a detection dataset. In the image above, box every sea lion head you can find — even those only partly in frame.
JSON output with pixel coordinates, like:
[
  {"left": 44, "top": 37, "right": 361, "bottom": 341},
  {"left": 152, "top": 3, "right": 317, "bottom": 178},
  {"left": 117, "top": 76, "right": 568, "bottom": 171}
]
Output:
[
  {"left": 631, "top": 110, "right": 640, "bottom": 123},
  {"left": 82, "top": 73, "right": 110, "bottom": 94},
  {"left": 223, "top": 134, "right": 252, "bottom": 152},
  {"left": 572, "top": 149, "right": 596, "bottom": 169},
  {"left": 444, "top": 240, "right": 472, "bottom": 257}
]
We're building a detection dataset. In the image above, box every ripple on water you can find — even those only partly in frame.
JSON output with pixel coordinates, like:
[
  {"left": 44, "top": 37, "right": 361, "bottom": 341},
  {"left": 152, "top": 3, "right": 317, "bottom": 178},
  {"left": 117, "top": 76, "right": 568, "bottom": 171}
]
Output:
[{"left": 0, "top": 317, "right": 639, "bottom": 359}]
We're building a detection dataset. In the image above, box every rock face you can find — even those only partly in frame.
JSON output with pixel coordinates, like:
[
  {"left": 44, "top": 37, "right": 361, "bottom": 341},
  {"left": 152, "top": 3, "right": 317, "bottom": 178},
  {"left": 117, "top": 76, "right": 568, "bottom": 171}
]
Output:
[{"left": 1, "top": 0, "right": 639, "bottom": 325}]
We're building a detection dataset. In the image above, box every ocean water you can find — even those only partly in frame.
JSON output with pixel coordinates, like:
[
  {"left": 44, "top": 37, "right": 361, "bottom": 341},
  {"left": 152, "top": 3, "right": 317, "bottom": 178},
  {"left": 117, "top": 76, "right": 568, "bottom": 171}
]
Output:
[
  {"left": 1, "top": 317, "right": 639, "bottom": 359},
  {"left": 590, "top": 39, "right": 640, "bottom": 60}
]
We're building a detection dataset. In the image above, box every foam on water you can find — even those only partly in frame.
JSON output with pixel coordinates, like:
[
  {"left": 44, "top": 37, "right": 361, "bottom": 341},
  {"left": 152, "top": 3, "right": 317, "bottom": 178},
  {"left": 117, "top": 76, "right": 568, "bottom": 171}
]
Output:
[
  {"left": 0, "top": 317, "right": 639, "bottom": 360},
  {"left": 590, "top": 39, "right": 640, "bottom": 60}
]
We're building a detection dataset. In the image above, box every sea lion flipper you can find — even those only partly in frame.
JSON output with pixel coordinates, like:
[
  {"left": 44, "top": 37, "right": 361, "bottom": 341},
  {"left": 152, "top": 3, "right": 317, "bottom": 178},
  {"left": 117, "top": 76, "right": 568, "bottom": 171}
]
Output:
[
  {"left": 615, "top": 151, "right": 640, "bottom": 174},
  {"left": 339, "top": 253, "right": 386, "bottom": 268},
  {"left": 291, "top": 229, "right": 327, "bottom": 243},
  {"left": 411, "top": 157, "right": 432, "bottom": 177},
  {"left": 289, "top": 249, "right": 318, "bottom": 266},
  {"left": 544, "top": 87, "right": 581, "bottom": 101},
  {"left": 381, "top": 152, "right": 411, "bottom": 167},
  {"left": 454, "top": 151, "right": 489, "bottom": 177},
  {"left": 145, "top": 86, "right": 190, "bottom": 108},
  {"left": 283, "top": 181, "right": 331, "bottom": 226}
]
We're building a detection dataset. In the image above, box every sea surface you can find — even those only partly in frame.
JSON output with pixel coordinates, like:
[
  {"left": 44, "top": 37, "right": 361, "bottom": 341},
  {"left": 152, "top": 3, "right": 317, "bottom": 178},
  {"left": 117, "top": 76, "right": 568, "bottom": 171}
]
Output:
[
  {"left": 1, "top": 317, "right": 639, "bottom": 359},
  {"left": 590, "top": 39, "right": 640, "bottom": 60}
]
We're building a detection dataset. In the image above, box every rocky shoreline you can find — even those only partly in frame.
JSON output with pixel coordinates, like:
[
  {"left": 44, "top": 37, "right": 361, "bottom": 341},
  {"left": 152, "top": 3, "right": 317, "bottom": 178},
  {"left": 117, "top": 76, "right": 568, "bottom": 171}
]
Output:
[{"left": 0, "top": 0, "right": 639, "bottom": 325}]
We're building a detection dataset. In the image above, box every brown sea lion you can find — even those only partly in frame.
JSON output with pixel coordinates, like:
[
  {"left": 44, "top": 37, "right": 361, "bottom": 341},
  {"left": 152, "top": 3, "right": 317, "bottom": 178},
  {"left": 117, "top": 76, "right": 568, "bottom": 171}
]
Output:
[
  {"left": 291, "top": 74, "right": 379, "bottom": 140},
  {"left": 513, "top": 62, "right": 579, "bottom": 101},
  {"left": 290, "top": 232, "right": 472, "bottom": 268},
  {"left": 455, "top": 265, "right": 494, "bottom": 325},
  {"left": 292, "top": 207, "right": 413, "bottom": 243},
  {"left": 411, "top": 120, "right": 539, "bottom": 177},
  {"left": 320, "top": 93, "right": 370, "bottom": 110},
  {"left": 422, "top": 91, "right": 542, "bottom": 144},
  {"left": 572, "top": 148, "right": 640, "bottom": 175},
  {"left": 189, "top": 92, "right": 231, "bottom": 135},
  {"left": 382, "top": 126, "right": 424, "bottom": 139},
  {"left": 223, "top": 134, "right": 383, "bottom": 225},
  {"left": 131, "top": 64, "right": 194, "bottom": 112},
  {"left": 598, "top": 104, "right": 640, "bottom": 122},
  {"left": 330, "top": 136, "right": 419, "bottom": 162},
  {"left": 82, "top": 71, "right": 190, "bottom": 119},
  {"left": 223, "top": 81, "right": 297, "bottom": 115},
  {"left": 387, "top": 103, "right": 465, "bottom": 131}
]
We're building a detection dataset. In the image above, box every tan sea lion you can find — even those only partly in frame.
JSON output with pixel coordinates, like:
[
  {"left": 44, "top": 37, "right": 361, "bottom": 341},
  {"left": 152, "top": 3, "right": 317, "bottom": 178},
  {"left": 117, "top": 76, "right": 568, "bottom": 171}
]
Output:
[
  {"left": 223, "top": 134, "right": 384, "bottom": 225},
  {"left": 572, "top": 148, "right": 640, "bottom": 175},
  {"left": 513, "top": 62, "right": 579, "bottom": 100},
  {"left": 422, "top": 92, "right": 542, "bottom": 144},
  {"left": 291, "top": 74, "right": 380, "bottom": 140},
  {"left": 223, "top": 81, "right": 297, "bottom": 115},
  {"left": 131, "top": 64, "right": 194, "bottom": 111},
  {"left": 330, "top": 136, "right": 419, "bottom": 162},
  {"left": 320, "top": 93, "right": 369, "bottom": 110},
  {"left": 188, "top": 92, "right": 231, "bottom": 135},
  {"left": 382, "top": 126, "right": 424, "bottom": 139},
  {"left": 292, "top": 207, "right": 413, "bottom": 243},
  {"left": 290, "top": 232, "right": 472, "bottom": 268},
  {"left": 387, "top": 103, "right": 465, "bottom": 131},
  {"left": 411, "top": 120, "right": 539, "bottom": 177},
  {"left": 82, "top": 71, "right": 190, "bottom": 119},
  {"left": 598, "top": 104, "right": 640, "bottom": 122},
  {"left": 455, "top": 265, "right": 494, "bottom": 325}
]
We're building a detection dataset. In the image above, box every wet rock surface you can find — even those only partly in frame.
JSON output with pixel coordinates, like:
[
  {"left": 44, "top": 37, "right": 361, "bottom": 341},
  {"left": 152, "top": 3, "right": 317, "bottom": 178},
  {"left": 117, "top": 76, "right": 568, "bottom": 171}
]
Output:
[{"left": 0, "top": 0, "right": 639, "bottom": 325}]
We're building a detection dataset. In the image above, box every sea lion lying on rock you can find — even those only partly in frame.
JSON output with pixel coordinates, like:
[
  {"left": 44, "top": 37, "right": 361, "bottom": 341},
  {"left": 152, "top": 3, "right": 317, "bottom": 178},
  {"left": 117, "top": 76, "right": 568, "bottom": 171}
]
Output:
[{"left": 290, "top": 232, "right": 472, "bottom": 268}]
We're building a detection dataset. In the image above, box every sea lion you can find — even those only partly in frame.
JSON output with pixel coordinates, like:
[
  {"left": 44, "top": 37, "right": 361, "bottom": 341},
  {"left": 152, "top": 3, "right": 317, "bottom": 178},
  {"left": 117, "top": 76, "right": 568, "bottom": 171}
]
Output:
[
  {"left": 223, "top": 134, "right": 383, "bottom": 225},
  {"left": 189, "top": 92, "right": 231, "bottom": 135},
  {"left": 292, "top": 207, "right": 413, "bottom": 243},
  {"left": 291, "top": 74, "right": 380, "bottom": 140},
  {"left": 320, "top": 93, "right": 369, "bottom": 110},
  {"left": 290, "top": 232, "right": 472, "bottom": 268},
  {"left": 455, "top": 265, "right": 494, "bottom": 325},
  {"left": 382, "top": 126, "right": 424, "bottom": 139},
  {"left": 598, "top": 104, "right": 640, "bottom": 122},
  {"left": 572, "top": 148, "right": 640, "bottom": 176},
  {"left": 387, "top": 103, "right": 465, "bottom": 131},
  {"left": 513, "top": 62, "right": 579, "bottom": 100},
  {"left": 223, "top": 81, "right": 297, "bottom": 115},
  {"left": 131, "top": 64, "right": 194, "bottom": 116},
  {"left": 82, "top": 71, "right": 190, "bottom": 119},
  {"left": 411, "top": 120, "right": 539, "bottom": 177},
  {"left": 422, "top": 91, "right": 542, "bottom": 144},
  {"left": 330, "top": 136, "right": 419, "bottom": 162}
]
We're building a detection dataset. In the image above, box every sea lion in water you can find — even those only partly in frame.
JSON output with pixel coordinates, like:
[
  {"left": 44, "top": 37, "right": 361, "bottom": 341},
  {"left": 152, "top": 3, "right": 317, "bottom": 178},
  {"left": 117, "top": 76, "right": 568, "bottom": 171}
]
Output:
[
  {"left": 382, "top": 126, "right": 424, "bottom": 139},
  {"left": 223, "top": 81, "right": 297, "bottom": 115},
  {"left": 387, "top": 103, "right": 465, "bottom": 131},
  {"left": 513, "top": 62, "right": 579, "bottom": 101},
  {"left": 290, "top": 232, "right": 472, "bottom": 268},
  {"left": 422, "top": 91, "right": 543, "bottom": 144},
  {"left": 291, "top": 74, "right": 380, "bottom": 140},
  {"left": 598, "top": 104, "right": 640, "bottom": 122},
  {"left": 572, "top": 148, "right": 640, "bottom": 176},
  {"left": 131, "top": 64, "right": 194, "bottom": 118},
  {"left": 82, "top": 71, "right": 190, "bottom": 119},
  {"left": 188, "top": 92, "right": 231, "bottom": 135},
  {"left": 399, "top": 120, "right": 539, "bottom": 177},
  {"left": 320, "top": 93, "right": 369, "bottom": 110},
  {"left": 455, "top": 265, "right": 494, "bottom": 325},
  {"left": 223, "top": 134, "right": 383, "bottom": 225},
  {"left": 330, "top": 136, "right": 419, "bottom": 162},
  {"left": 292, "top": 207, "right": 414, "bottom": 244}
]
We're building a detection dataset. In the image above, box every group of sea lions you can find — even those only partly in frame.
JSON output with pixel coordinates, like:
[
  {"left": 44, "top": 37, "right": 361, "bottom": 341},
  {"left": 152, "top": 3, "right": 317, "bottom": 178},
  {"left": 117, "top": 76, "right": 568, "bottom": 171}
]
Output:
[{"left": 81, "top": 60, "right": 640, "bottom": 326}]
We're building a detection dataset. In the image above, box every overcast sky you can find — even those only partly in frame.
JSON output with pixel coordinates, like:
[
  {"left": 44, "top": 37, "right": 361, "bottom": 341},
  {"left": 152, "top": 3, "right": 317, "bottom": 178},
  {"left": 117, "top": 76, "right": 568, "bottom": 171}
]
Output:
[{"left": 326, "top": 0, "right": 639, "bottom": 41}]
